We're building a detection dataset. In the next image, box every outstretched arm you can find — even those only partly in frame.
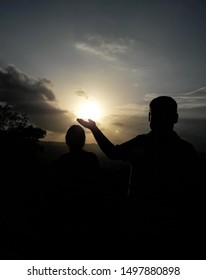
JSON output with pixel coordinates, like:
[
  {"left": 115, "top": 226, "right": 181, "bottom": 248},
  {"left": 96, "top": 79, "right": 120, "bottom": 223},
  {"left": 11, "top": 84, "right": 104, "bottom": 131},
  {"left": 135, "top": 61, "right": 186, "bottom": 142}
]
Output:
[{"left": 77, "top": 118, "right": 118, "bottom": 159}]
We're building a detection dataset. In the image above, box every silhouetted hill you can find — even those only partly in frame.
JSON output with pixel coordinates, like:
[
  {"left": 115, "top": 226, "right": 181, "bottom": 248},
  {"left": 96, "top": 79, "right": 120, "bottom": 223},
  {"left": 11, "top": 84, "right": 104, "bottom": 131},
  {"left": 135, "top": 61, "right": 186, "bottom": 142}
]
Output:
[
  {"left": 36, "top": 140, "right": 131, "bottom": 193},
  {"left": 38, "top": 140, "right": 130, "bottom": 169},
  {"left": 38, "top": 140, "right": 206, "bottom": 163},
  {"left": 1, "top": 140, "right": 205, "bottom": 259},
  {"left": 37, "top": 140, "right": 206, "bottom": 190}
]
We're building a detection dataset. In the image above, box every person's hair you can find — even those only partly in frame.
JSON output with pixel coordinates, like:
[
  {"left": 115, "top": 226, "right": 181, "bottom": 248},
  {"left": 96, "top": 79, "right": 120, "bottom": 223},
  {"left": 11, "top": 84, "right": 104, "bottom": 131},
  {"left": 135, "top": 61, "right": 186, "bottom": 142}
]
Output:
[
  {"left": 149, "top": 96, "right": 177, "bottom": 115},
  {"left": 65, "top": 125, "right": 85, "bottom": 150}
]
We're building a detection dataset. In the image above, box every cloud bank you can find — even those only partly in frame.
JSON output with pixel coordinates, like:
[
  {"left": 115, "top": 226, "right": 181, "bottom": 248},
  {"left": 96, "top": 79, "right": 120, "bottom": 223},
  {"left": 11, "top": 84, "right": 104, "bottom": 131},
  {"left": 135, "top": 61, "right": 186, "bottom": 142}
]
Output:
[{"left": 0, "top": 65, "right": 74, "bottom": 133}]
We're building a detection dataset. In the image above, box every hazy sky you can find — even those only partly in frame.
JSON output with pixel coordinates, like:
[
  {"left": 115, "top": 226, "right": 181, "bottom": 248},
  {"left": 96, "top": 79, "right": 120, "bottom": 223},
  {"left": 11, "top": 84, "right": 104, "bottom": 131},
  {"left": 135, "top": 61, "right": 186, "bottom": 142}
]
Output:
[{"left": 0, "top": 0, "right": 206, "bottom": 151}]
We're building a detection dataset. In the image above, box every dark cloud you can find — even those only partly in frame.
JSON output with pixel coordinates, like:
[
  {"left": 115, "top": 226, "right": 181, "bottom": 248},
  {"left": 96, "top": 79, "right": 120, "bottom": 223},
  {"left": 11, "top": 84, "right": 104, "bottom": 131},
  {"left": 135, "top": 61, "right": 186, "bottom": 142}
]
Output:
[
  {"left": 75, "top": 90, "right": 88, "bottom": 99},
  {"left": 0, "top": 65, "right": 74, "bottom": 133},
  {"left": 0, "top": 65, "right": 55, "bottom": 102}
]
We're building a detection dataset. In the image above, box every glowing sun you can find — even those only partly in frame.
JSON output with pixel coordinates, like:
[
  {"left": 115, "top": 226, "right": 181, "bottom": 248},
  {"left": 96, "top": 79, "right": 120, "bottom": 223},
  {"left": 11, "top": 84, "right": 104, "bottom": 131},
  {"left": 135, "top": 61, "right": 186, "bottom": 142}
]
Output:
[{"left": 76, "top": 100, "right": 102, "bottom": 120}]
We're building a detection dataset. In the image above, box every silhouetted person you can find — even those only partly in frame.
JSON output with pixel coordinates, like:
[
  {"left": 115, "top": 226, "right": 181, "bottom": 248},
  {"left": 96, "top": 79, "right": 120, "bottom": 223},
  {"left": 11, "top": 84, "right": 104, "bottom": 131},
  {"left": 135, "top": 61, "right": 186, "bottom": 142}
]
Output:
[
  {"left": 53, "top": 125, "right": 100, "bottom": 190},
  {"left": 45, "top": 125, "right": 101, "bottom": 258},
  {"left": 77, "top": 96, "right": 197, "bottom": 258}
]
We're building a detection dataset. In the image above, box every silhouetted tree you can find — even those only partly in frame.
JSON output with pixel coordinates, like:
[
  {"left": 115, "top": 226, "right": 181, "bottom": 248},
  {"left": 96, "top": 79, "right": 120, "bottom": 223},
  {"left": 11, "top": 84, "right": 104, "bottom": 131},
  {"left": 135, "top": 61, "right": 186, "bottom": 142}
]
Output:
[
  {"left": 0, "top": 104, "right": 46, "bottom": 138},
  {"left": 0, "top": 105, "right": 47, "bottom": 258},
  {"left": 0, "top": 104, "right": 46, "bottom": 173},
  {"left": 0, "top": 104, "right": 28, "bottom": 132}
]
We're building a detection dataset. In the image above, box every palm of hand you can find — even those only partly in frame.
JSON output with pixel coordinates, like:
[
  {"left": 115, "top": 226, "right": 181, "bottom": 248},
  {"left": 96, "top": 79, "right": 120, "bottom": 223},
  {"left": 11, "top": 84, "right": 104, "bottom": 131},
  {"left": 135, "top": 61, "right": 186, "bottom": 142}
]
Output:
[{"left": 77, "top": 118, "right": 96, "bottom": 129}]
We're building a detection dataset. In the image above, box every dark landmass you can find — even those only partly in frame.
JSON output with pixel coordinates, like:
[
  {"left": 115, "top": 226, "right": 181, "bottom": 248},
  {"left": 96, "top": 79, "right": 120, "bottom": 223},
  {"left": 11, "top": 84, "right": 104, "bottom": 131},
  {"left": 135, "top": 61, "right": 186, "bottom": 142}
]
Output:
[
  {"left": 37, "top": 141, "right": 132, "bottom": 194},
  {"left": 37, "top": 140, "right": 130, "bottom": 167},
  {"left": 38, "top": 140, "right": 206, "bottom": 187},
  {"left": 0, "top": 140, "right": 205, "bottom": 260}
]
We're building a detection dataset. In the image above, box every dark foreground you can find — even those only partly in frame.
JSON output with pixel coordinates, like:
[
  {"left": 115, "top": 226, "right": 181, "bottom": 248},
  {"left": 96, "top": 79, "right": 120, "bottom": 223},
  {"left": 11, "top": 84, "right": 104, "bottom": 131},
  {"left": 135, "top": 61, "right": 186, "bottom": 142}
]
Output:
[{"left": 0, "top": 142, "right": 206, "bottom": 260}]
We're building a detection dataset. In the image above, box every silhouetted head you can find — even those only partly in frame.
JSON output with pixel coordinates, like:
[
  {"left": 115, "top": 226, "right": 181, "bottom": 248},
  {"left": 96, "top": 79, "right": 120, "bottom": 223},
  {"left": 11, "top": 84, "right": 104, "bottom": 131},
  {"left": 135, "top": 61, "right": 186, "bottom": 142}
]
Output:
[
  {"left": 149, "top": 96, "right": 178, "bottom": 133},
  {"left": 65, "top": 125, "right": 85, "bottom": 151}
]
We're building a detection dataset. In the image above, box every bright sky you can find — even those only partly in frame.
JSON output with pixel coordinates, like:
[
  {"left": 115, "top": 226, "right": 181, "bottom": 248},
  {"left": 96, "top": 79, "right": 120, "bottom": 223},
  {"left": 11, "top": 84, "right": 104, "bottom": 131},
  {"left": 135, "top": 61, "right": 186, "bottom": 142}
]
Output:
[{"left": 0, "top": 0, "right": 206, "bottom": 151}]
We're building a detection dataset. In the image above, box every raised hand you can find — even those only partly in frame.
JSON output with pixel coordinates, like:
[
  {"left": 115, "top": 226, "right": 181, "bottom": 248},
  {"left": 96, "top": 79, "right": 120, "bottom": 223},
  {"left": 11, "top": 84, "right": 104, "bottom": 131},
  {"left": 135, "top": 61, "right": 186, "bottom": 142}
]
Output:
[{"left": 77, "top": 118, "right": 97, "bottom": 130}]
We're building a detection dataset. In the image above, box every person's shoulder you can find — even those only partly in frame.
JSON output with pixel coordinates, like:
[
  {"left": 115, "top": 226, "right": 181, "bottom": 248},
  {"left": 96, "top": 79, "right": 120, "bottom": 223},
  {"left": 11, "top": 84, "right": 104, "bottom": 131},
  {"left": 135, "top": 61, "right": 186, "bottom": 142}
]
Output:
[
  {"left": 130, "top": 133, "right": 150, "bottom": 142},
  {"left": 52, "top": 153, "right": 70, "bottom": 171},
  {"left": 135, "top": 133, "right": 151, "bottom": 143},
  {"left": 136, "top": 133, "right": 150, "bottom": 140},
  {"left": 174, "top": 132, "right": 194, "bottom": 149},
  {"left": 58, "top": 153, "right": 70, "bottom": 160},
  {"left": 82, "top": 150, "right": 98, "bottom": 159},
  {"left": 175, "top": 135, "right": 197, "bottom": 156},
  {"left": 180, "top": 138, "right": 196, "bottom": 151},
  {"left": 81, "top": 150, "right": 100, "bottom": 168},
  {"left": 55, "top": 152, "right": 71, "bottom": 164},
  {"left": 116, "top": 133, "right": 149, "bottom": 149}
]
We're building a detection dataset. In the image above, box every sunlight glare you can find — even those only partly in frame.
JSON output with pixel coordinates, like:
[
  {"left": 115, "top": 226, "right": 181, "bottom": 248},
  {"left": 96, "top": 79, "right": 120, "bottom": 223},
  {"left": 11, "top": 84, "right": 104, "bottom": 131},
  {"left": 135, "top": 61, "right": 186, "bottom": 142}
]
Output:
[{"left": 77, "top": 100, "right": 102, "bottom": 121}]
